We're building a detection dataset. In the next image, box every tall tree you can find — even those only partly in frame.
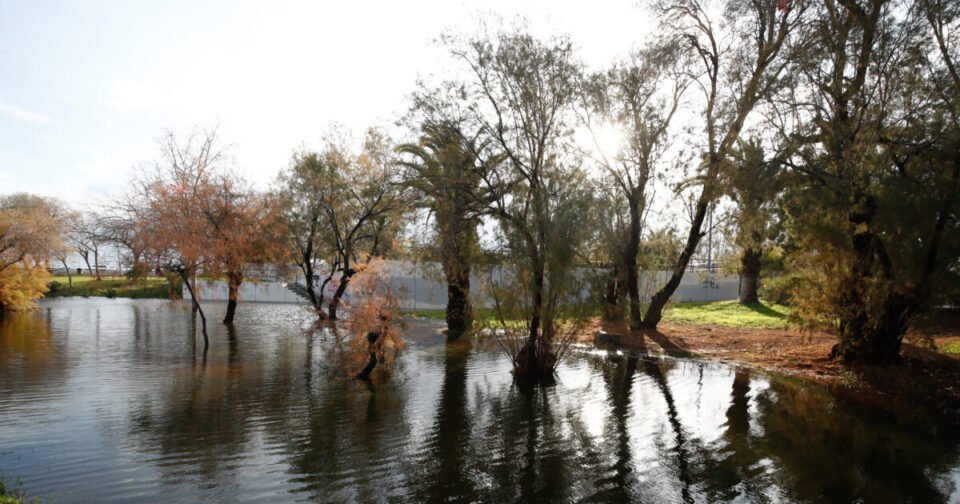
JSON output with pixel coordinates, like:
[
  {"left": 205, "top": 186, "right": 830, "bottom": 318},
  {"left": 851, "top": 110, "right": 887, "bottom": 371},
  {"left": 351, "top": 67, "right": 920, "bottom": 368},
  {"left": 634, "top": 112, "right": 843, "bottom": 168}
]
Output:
[
  {"left": 639, "top": 0, "right": 807, "bottom": 328},
  {"left": 140, "top": 127, "right": 282, "bottom": 328},
  {"left": 279, "top": 127, "right": 407, "bottom": 320},
  {"left": 775, "top": 0, "right": 960, "bottom": 363},
  {"left": 398, "top": 121, "right": 492, "bottom": 341},
  {"left": 53, "top": 208, "right": 81, "bottom": 288},
  {"left": 0, "top": 194, "right": 67, "bottom": 311},
  {"left": 448, "top": 27, "right": 595, "bottom": 377},
  {"left": 71, "top": 210, "right": 108, "bottom": 279},
  {"left": 723, "top": 138, "right": 783, "bottom": 304},
  {"left": 580, "top": 43, "right": 687, "bottom": 329},
  {"left": 276, "top": 151, "right": 336, "bottom": 317}
]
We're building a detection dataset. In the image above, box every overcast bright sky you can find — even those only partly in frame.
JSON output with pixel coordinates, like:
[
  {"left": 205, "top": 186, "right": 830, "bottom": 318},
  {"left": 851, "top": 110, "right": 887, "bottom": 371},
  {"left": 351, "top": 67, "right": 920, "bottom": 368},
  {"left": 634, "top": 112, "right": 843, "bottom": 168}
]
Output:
[{"left": 0, "top": 0, "right": 659, "bottom": 207}]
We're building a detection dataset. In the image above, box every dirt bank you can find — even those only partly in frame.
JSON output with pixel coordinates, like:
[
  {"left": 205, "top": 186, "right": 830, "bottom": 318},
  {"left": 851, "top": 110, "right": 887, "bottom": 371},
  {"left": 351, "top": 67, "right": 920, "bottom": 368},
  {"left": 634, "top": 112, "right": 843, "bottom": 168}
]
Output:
[{"left": 580, "top": 315, "right": 960, "bottom": 420}]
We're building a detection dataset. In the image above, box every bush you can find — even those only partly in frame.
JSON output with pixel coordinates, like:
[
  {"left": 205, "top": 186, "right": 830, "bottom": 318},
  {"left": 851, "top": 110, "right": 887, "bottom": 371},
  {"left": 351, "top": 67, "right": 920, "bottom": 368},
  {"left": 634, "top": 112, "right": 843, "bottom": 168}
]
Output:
[
  {"left": 759, "top": 273, "right": 803, "bottom": 306},
  {"left": 125, "top": 262, "right": 149, "bottom": 282}
]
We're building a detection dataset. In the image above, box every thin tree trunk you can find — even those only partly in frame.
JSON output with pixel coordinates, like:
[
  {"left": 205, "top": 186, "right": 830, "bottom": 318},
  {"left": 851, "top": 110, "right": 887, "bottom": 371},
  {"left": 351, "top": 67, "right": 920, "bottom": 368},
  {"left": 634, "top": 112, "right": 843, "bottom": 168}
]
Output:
[
  {"left": 626, "top": 192, "right": 643, "bottom": 329},
  {"left": 641, "top": 195, "right": 710, "bottom": 329},
  {"left": 81, "top": 253, "right": 93, "bottom": 277},
  {"left": 300, "top": 239, "right": 325, "bottom": 318},
  {"left": 603, "top": 266, "right": 621, "bottom": 322},
  {"left": 61, "top": 259, "right": 73, "bottom": 288},
  {"left": 738, "top": 245, "right": 761, "bottom": 304},
  {"left": 180, "top": 270, "right": 209, "bottom": 350}
]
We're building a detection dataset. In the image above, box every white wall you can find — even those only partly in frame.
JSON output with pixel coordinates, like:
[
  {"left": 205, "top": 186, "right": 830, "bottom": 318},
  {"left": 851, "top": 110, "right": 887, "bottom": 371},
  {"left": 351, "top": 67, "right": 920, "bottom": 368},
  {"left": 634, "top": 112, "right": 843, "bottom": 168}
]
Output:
[
  {"left": 185, "top": 260, "right": 741, "bottom": 307},
  {"left": 183, "top": 279, "right": 304, "bottom": 304}
]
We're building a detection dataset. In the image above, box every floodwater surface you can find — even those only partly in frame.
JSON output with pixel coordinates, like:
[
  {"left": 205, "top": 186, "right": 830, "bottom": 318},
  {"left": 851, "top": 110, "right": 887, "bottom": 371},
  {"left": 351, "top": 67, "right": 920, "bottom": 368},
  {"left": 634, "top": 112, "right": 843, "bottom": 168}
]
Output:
[{"left": 1, "top": 298, "right": 958, "bottom": 503}]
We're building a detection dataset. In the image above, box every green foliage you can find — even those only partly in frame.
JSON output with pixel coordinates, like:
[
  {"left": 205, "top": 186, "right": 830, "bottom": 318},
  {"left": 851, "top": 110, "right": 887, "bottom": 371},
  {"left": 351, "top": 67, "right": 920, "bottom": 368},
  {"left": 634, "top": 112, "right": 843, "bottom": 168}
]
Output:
[
  {"left": 723, "top": 138, "right": 782, "bottom": 251},
  {"left": 940, "top": 340, "right": 960, "bottom": 355},
  {"left": 124, "top": 262, "right": 149, "bottom": 282},
  {"left": 759, "top": 273, "right": 804, "bottom": 306},
  {"left": 443, "top": 26, "right": 599, "bottom": 375},
  {"left": 769, "top": 0, "right": 960, "bottom": 362},
  {"left": 45, "top": 275, "right": 178, "bottom": 299},
  {"left": 397, "top": 121, "right": 493, "bottom": 338}
]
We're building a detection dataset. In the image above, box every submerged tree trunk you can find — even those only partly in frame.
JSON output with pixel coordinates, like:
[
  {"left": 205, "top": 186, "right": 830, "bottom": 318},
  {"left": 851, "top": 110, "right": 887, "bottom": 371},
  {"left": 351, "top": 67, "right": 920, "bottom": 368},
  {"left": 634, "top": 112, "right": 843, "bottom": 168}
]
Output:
[
  {"left": 303, "top": 266, "right": 324, "bottom": 318},
  {"left": 356, "top": 327, "right": 382, "bottom": 380},
  {"left": 223, "top": 270, "right": 243, "bottom": 324},
  {"left": 180, "top": 270, "right": 209, "bottom": 350},
  {"left": 299, "top": 238, "right": 326, "bottom": 318},
  {"left": 515, "top": 251, "right": 556, "bottom": 378},
  {"left": 738, "top": 245, "right": 761, "bottom": 304},
  {"left": 444, "top": 264, "right": 471, "bottom": 341}
]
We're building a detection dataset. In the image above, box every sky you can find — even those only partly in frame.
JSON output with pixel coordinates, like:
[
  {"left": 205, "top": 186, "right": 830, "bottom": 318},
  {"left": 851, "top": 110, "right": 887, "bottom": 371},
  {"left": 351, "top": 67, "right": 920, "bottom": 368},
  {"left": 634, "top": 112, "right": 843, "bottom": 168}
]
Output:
[{"left": 0, "top": 0, "right": 657, "bottom": 207}]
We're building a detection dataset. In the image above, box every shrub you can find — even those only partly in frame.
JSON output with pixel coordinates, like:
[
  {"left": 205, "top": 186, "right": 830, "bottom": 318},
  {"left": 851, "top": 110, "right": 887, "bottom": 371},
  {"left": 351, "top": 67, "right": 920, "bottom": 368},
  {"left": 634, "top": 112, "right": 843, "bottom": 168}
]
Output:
[{"left": 759, "top": 273, "right": 803, "bottom": 306}]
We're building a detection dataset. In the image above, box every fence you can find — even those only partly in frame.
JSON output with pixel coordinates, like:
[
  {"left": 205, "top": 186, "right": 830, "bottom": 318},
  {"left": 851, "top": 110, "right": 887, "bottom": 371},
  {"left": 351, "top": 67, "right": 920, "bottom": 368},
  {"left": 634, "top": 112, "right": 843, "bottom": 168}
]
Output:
[{"left": 184, "top": 260, "right": 741, "bottom": 308}]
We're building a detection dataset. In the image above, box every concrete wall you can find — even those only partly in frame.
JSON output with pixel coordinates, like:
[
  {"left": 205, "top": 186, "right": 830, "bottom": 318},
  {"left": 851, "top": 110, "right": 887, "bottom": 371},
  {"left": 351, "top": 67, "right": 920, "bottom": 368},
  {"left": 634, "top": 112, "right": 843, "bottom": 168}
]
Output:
[
  {"left": 183, "top": 279, "right": 305, "bottom": 304},
  {"left": 186, "top": 260, "right": 740, "bottom": 307}
]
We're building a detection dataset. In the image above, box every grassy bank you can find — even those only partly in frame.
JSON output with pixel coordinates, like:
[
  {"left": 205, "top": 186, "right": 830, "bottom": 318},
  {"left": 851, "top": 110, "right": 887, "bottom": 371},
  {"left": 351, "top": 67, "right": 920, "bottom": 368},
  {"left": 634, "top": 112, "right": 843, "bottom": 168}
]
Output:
[
  {"left": 46, "top": 275, "right": 179, "bottom": 300},
  {"left": 407, "top": 299, "right": 790, "bottom": 329},
  {"left": 663, "top": 300, "right": 790, "bottom": 328}
]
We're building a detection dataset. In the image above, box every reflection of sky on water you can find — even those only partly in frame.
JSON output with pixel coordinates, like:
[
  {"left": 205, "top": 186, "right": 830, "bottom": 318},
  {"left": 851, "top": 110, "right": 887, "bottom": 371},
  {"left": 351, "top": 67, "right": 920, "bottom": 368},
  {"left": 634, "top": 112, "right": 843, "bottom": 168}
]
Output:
[{"left": 0, "top": 298, "right": 957, "bottom": 503}]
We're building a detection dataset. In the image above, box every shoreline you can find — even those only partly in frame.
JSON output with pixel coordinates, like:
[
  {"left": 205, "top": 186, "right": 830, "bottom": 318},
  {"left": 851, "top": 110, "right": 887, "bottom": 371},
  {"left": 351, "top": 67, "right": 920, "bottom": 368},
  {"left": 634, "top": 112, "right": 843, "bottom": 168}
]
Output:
[{"left": 580, "top": 317, "right": 960, "bottom": 421}]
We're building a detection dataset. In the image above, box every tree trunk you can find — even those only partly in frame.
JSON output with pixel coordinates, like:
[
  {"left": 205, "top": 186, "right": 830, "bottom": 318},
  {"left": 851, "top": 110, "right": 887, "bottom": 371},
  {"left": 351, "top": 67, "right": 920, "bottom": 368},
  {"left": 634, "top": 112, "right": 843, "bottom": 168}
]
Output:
[
  {"left": 603, "top": 266, "right": 621, "bottom": 322},
  {"left": 834, "top": 294, "right": 911, "bottom": 365},
  {"left": 81, "top": 253, "right": 93, "bottom": 277},
  {"left": 300, "top": 239, "right": 325, "bottom": 318},
  {"left": 223, "top": 270, "right": 242, "bottom": 324},
  {"left": 738, "top": 245, "right": 761, "bottom": 304},
  {"left": 61, "top": 259, "right": 73, "bottom": 288},
  {"left": 305, "top": 274, "right": 322, "bottom": 316},
  {"left": 444, "top": 265, "right": 471, "bottom": 341},
  {"left": 626, "top": 192, "right": 643, "bottom": 330},
  {"left": 515, "top": 253, "right": 555, "bottom": 378},
  {"left": 641, "top": 195, "right": 710, "bottom": 329},
  {"left": 328, "top": 268, "right": 354, "bottom": 319},
  {"left": 180, "top": 270, "right": 209, "bottom": 349},
  {"left": 356, "top": 328, "right": 382, "bottom": 380},
  {"left": 833, "top": 191, "right": 905, "bottom": 364}
]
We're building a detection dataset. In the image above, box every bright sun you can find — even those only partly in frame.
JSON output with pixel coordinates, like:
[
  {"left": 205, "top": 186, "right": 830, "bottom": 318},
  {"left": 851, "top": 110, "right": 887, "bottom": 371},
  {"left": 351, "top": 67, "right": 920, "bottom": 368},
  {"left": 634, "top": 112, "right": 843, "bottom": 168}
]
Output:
[{"left": 579, "top": 123, "right": 625, "bottom": 161}]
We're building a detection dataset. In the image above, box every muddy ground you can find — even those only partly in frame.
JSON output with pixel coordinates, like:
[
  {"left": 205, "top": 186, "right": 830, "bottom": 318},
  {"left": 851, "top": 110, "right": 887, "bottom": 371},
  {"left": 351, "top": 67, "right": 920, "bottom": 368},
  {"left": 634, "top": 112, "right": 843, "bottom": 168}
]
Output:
[{"left": 579, "top": 313, "right": 960, "bottom": 420}]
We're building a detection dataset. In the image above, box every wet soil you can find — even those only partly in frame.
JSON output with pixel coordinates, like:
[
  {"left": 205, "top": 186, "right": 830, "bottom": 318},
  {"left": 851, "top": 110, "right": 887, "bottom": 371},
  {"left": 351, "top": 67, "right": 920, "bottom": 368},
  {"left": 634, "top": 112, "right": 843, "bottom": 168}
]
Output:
[{"left": 580, "top": 312, "right": 960, "bottom": 421}]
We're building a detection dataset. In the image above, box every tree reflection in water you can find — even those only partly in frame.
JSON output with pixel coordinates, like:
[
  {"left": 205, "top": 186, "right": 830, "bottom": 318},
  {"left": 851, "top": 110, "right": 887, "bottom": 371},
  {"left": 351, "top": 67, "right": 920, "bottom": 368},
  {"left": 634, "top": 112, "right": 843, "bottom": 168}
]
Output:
[{"left": 1, "top": 299, "right": 959, "bottom": 503}]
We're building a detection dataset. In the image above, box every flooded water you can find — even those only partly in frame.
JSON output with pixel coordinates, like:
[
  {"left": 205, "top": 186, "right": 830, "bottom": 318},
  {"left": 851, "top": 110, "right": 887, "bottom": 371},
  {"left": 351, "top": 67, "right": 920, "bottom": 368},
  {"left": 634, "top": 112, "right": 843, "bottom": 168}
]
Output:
[{"left": 1, "top": 298, "right": 958, "bottom": 503}]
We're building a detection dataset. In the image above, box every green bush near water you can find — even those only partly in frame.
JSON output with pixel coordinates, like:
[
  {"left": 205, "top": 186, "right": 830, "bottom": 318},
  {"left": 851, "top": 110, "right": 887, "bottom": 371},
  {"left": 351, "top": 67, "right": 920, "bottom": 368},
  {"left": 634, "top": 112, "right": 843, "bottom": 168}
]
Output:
[{"left": 45, "top": 275, "right": 180, "bottom": 300}]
